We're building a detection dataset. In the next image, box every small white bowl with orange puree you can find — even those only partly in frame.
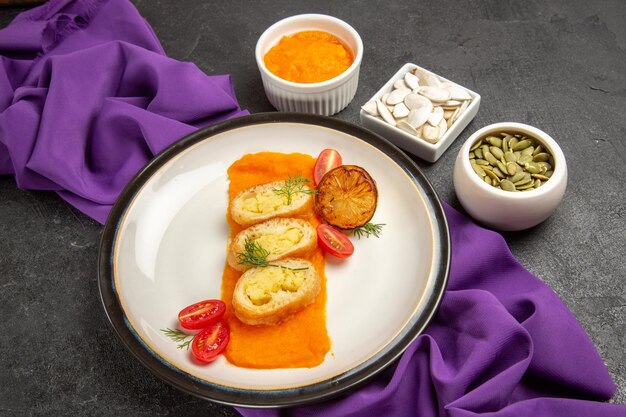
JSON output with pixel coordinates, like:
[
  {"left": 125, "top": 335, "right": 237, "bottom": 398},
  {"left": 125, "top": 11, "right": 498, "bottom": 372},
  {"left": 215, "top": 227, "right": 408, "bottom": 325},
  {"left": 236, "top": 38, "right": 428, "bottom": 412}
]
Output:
[{"left": 255, "top": 14, "right": 363, "bottom": 116}]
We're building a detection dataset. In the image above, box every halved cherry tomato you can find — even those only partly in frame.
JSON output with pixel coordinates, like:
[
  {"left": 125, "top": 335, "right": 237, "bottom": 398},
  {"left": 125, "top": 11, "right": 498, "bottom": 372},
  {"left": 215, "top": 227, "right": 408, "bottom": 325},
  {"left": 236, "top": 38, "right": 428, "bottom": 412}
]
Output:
[
  {"left": 314, "top": 149, "right": 342, "bottom": 185},
  {"left": 191, "top": 321, "right": 230, "bottom": 363},
  {"left": 178, "top": 299, "right": 226, "bottom": 330},
  {"left": 317, "top": 223, "right": 354, "bottom": 258}
]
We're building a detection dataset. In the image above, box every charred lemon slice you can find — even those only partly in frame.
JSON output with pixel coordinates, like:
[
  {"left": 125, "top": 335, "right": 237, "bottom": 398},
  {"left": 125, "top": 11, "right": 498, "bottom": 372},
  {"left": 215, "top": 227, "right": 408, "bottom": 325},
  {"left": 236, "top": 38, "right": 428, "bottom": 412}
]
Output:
[{"left": 315, "top": 165, "right": 378, "bottom": 229}]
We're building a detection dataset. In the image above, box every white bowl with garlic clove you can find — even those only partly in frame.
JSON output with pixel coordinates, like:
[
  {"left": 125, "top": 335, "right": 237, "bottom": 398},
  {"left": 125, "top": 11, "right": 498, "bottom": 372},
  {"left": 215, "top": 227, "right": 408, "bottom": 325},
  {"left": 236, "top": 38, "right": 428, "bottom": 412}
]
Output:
[{"left": 360, "top": 63, "right": 480, "bottom": 162}]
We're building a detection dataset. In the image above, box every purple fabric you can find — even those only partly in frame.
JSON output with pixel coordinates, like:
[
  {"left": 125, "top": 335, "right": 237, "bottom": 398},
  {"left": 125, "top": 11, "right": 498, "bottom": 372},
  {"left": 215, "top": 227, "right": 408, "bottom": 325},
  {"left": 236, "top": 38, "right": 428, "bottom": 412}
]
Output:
[
  {"left": 0, "top": 0, "right": 247, "bottom": 223},
  {"left": 1, "top": 2, "right": 623, "bottom": 415},
  {"left": 238, "top": 203, "right": 626, "bottom": 417}
]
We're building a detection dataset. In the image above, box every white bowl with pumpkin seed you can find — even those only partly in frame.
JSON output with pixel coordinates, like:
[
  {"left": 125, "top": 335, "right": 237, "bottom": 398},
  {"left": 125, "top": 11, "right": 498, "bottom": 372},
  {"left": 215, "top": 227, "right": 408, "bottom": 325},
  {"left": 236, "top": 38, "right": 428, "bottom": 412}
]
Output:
[
  {"left": 360, "top": 63, "right": 481, "bottom": 162},
  {"left": 453, "top": 122, "right": 567, "bottom": 231}
]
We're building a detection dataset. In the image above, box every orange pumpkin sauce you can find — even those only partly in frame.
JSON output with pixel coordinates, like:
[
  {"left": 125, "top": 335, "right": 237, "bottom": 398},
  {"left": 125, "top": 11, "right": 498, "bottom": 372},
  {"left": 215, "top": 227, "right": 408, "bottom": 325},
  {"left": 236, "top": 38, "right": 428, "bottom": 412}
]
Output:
[
  {"left": 222, "top": 152, "right": 331, "bottom": 368},
  {"left": 264, "top": 30, "right": 353, "bottom": 83}
]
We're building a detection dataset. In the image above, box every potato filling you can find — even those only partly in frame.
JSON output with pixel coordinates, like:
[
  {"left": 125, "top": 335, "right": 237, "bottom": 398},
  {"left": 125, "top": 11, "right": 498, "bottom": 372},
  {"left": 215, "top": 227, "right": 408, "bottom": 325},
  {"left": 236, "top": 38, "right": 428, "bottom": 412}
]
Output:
[
  {"left": 242, "top": 189, "right": 306, "bottom": 214},
  {"left": 244, "top": 267, "right": 306, "bottom": 306},
  {"left": 249, "top": 228, "right": 303, "bottom": 255}
]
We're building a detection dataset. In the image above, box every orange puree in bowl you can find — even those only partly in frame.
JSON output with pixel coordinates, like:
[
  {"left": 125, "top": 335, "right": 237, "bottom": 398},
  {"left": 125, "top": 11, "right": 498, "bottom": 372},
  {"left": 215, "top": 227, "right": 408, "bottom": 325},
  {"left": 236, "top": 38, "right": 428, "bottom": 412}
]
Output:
[
  {"left": 222, "top": 152, "right": 331, "bottom": 368},
  {"left": 264, "top": 30, "right": 353, "bottom": 83}
]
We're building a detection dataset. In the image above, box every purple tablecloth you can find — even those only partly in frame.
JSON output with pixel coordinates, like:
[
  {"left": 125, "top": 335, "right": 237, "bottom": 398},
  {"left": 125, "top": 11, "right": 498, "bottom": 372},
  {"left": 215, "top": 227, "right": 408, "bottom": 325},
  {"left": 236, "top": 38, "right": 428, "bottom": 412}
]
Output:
[
  {"left": 1, "top": 1, "right": 624, "bottom": 416},
  {"left": 238, "top": 202, "right": 626, "bottom": 417},
  {"left": 0, "top": 0, "right": 247, "bottom": 223}
]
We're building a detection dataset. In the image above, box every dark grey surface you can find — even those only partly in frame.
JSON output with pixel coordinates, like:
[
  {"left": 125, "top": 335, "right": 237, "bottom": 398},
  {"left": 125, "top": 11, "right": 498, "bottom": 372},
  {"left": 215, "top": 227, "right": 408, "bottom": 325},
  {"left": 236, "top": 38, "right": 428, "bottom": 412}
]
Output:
[{"left": 1, "top": 0, "right": 624, "bottom": 416}]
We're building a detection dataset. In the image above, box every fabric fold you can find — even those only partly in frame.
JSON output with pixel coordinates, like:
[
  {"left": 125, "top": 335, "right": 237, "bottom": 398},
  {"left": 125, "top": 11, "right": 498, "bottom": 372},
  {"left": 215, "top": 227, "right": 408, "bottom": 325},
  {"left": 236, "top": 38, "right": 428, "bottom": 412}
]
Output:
[
  {"left": 237, "top": 203, "right": 625, "bottom": 417},
  {"left": 0, "top": 0, "right": 247, "bottom": 223}
]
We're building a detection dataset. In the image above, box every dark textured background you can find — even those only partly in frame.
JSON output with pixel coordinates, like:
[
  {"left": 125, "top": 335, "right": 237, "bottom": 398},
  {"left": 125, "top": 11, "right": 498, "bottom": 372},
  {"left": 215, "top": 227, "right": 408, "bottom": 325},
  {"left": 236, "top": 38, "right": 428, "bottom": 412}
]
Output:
[{"left": 1, "top": 1, "right": 624, "bottom": 416}]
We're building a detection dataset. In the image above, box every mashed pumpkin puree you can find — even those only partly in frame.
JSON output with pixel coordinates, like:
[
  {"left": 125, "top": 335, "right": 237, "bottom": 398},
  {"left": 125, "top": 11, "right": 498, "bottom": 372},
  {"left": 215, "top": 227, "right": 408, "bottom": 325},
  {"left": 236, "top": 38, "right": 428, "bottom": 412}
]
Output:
[
  {"left": 222, "top": 152, "right": 331, "bottom": 368},
  {"left": 264, "top": 30, "right": 353, "bottom": 83}
]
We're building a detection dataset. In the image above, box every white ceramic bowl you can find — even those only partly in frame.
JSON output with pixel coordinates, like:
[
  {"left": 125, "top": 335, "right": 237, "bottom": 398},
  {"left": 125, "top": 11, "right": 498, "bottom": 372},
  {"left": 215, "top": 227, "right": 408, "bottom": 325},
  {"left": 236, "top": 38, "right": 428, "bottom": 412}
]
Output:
[
  {"left": 360, "top": 63, "right": 481, "bottom": 162},
  {"left": 453, "top": 122, "right": 567, "bottom": 231},
  {"left": 255, "top": 14, "right": 363, "bottom": 116}
]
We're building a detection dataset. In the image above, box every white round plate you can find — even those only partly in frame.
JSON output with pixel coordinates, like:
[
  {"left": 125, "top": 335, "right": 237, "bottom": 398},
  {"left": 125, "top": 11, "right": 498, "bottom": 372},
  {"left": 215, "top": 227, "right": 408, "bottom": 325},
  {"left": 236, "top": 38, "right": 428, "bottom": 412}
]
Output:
[{"left": 99, "top": 113, "right": 449, "bottom": 407}]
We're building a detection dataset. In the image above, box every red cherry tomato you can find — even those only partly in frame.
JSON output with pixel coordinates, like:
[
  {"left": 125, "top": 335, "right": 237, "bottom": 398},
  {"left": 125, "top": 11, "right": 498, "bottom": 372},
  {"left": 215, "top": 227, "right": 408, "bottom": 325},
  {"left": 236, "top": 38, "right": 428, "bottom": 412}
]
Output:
[
  {"left": 191, "top": 321, "right": 230, "bottom": 363},
  {"left": 178, "top": 299, "right": 226, "bottom": 330},
  {"left": 314, "top": 149, "right": 342, "bottom": 185},
  {"left": 317, "top": 223, "right": 354, "bottom": 258}
]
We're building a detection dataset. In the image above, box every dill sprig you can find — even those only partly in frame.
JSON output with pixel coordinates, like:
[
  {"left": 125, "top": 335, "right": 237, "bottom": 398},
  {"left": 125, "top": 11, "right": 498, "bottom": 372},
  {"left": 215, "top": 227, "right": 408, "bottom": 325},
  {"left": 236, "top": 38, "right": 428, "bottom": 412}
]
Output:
[
  {"left": 352, "top": 223, "right": 385, "bottom": 239},
  {"left": 237, "top": 238, "right": 307, "bottom": 271},
  {"left": 272, "top": 175, "right": 317, "bottom": 204},
  {"left": 237, "top": 238, "right": 272, "bottom": 268},
  {"left": 161, "top": 328, "right": 194, "bottom": 350}
]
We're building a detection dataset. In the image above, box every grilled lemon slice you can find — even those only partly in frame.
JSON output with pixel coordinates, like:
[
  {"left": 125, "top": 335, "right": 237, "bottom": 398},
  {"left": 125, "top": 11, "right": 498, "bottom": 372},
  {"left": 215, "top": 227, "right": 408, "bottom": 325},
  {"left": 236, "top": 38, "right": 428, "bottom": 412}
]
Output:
[{"left": 315, "top": 165, "right": 378, "bottom": 229}]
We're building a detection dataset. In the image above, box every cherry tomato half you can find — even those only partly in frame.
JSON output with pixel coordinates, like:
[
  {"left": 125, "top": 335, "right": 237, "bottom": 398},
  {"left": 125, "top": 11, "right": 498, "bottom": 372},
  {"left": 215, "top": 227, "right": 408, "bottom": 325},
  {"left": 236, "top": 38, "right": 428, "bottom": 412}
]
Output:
[
  {"left": 314, "top": 149, "right": 342, "bottom": 185},
  {"left": 317, "top": 223, "right": 354, "bottom": 258},
  {"left": 191, "top": 321, "right": 230, "bottom": 363},
  {"left": 178, "top": 299, "right": 226, "bottom": 330}
]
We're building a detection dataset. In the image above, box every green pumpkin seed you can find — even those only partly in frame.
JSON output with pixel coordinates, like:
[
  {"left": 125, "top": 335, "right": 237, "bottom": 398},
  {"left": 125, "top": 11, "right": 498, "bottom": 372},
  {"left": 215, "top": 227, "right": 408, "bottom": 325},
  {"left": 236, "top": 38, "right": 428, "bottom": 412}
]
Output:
[
  {"left": 538, "top": 161, "right": 552, "bottom": 170},
  {"left": 506, "top": 162, "right": 518, "bottom": 175},
  {"left": 471, "top": 163, "right": 486, "bottom": 177},
  {"left": 518, "top": 154, "right": 533, "bottom": 165},
  {"left": 485, "top": 152, "right": 499, "bottom": 166},
  {"left": 514, "top": 177, "right": 533, "bottom": 187},
  {"left": 493, "top": 167, "right": 506, "bottom": 178},
  {"left": 490, "top": 146, "right": 504, "bottom": 160},
  {"left": 533, "top": 152, "right": 550, "bottom": 162},
  {"left": 525, "top": 162, "right": 542, "bottom": 174},
  {"left": 468, "top": 131, "right": 554, "bottom": 192},
  {"left": 484, "top": 169, "right": 500, "bottom": 182},
  {"left": 504, "top": 151, "right": 516, "bottom": 163},
  {"left": 496, "top": 161, "right": 508, "bottom": 174},
  {"left": 512, "top": 139, "right": 532, "bottom": 151},
  {"left": 509, "top": 171, "right": 526, "bottom": 183},
  {"left": 531, "top": 173, "right": 550, "bottom": 181},
  {"left": 486, "top": 136, "right": 502, "bottom": 147},
  {"left": 501, "top": 179, "right": 516, "bottom": 191}
]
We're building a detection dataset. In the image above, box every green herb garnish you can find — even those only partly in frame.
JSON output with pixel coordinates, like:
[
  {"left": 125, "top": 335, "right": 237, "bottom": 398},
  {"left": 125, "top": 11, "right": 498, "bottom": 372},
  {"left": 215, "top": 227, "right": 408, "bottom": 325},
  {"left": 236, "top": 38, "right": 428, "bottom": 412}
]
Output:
[
  {"left": 237, "top": 238, "right": 307, "bottom": 271},
  {"left": 352, "top": 223, "right": 385, "bottom": 239},
  {"left": 272, "top": 175, "right": 317, "bottom": 204},
  {"left": 161, "top": 328, "right": 194, "bottom": 349},
  {"left": 237, "top": 238, "right": 272, "bottom": 268}
]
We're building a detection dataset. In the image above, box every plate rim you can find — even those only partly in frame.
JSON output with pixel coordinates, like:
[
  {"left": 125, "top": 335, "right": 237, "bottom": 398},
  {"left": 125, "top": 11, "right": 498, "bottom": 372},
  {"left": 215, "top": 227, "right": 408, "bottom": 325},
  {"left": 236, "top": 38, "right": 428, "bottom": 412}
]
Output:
[{"left": 97, "top": 112, "right": 450, "bottom": 407}]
